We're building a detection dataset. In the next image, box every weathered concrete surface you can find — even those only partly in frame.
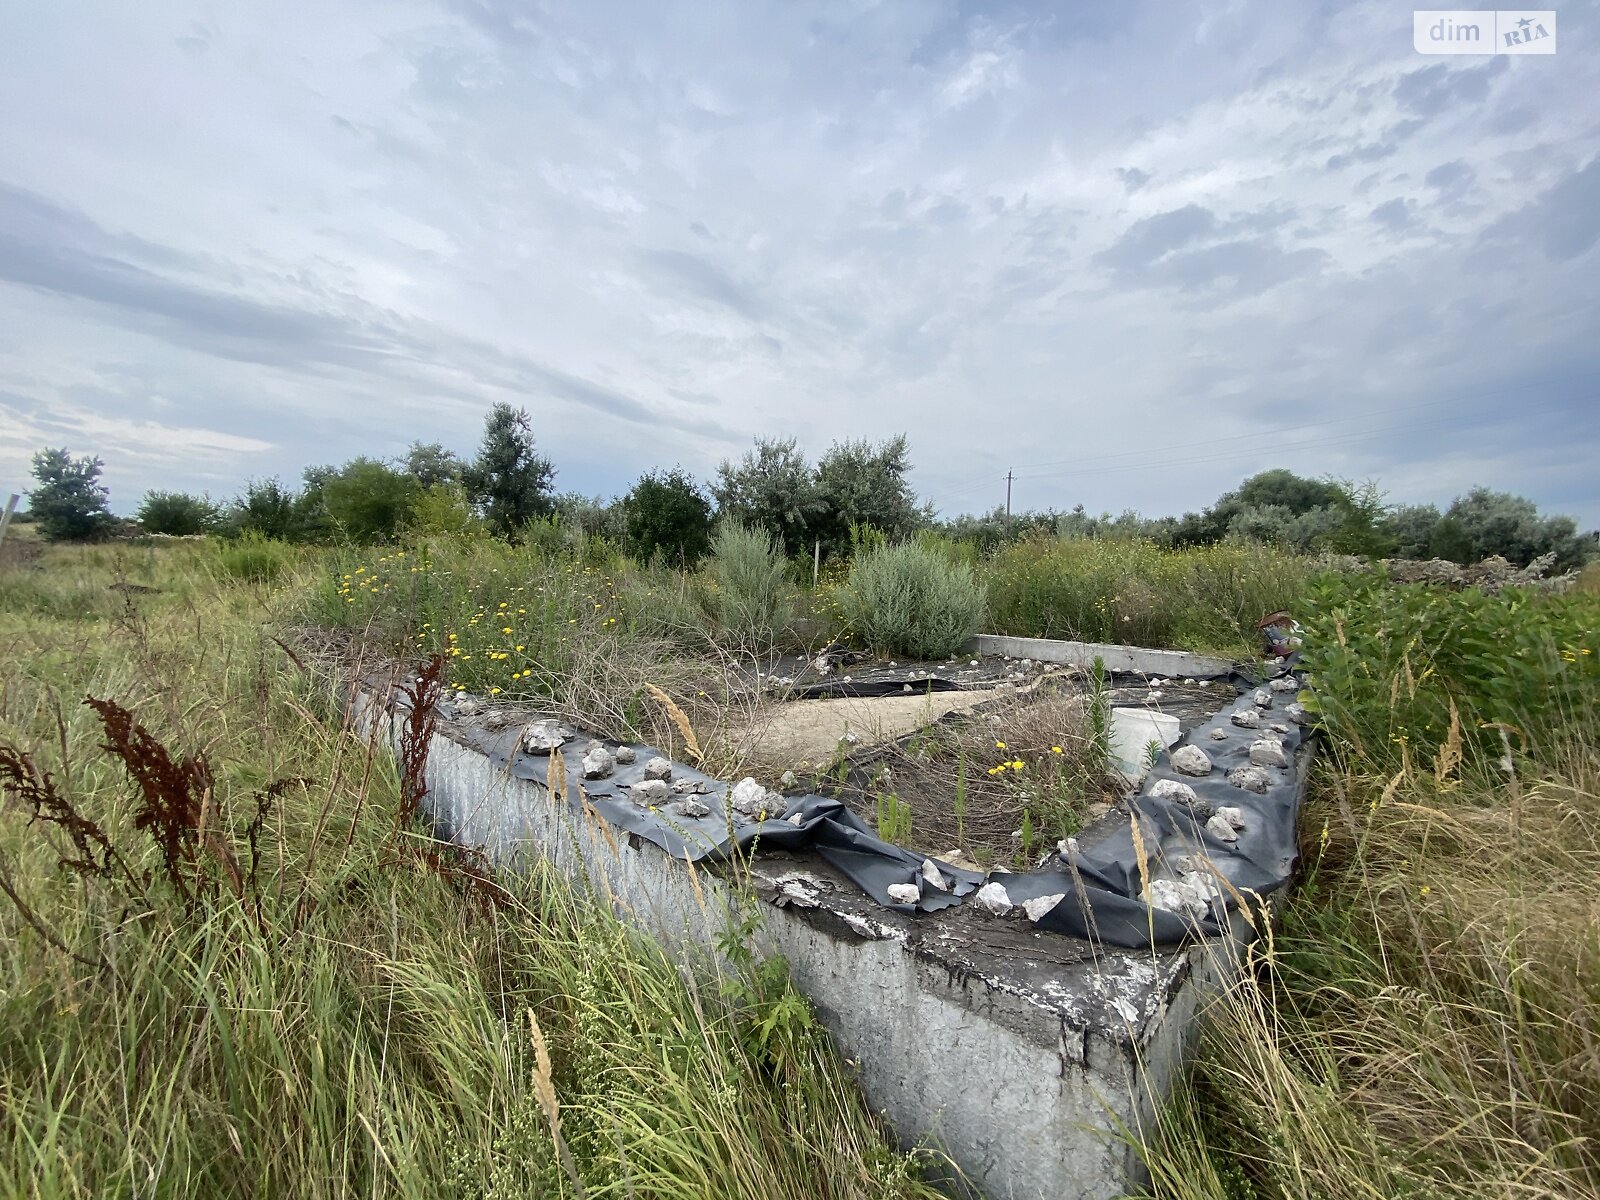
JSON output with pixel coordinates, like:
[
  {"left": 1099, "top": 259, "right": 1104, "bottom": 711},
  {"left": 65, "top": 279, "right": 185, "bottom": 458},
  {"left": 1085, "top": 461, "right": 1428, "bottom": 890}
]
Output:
[
  {"left": 969, "top": 635, "right": 1236, "bottom": 679},
  {"left": 356, "top": 683, "right": 1243, "bottom": 1200}
]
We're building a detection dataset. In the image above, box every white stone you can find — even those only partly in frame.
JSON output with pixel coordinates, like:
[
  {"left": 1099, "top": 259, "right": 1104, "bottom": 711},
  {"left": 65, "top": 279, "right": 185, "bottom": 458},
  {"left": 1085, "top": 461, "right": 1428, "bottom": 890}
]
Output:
[
  {"left": 785, "top": 812, "right": 804, "bottom": 827},
  {"left": 920, "top": 859, "right": 950, "bottom": 891},
  {"left": 670, "top": 798, "right": 710, "bottom": 819},
  {"left": 1170, "top": 745, "right": 1212, "bottom": 776},
  {"left": 1178, "top": 870, "right": 1224, "bottom": 910},
  {"left": 581, "top": 745, "right": 614, "bottom": 779},
  {"left": 632, "top": 779, "right": 671, "bottom": 805},
  {"left": 614, "top": 745, "right": 637, "bottom": 764},
  {"left": 969, "top": 660, "right": 979, "bottom": 667},
  {"left": 1209, "top": 727, "right": 1230, "bottom": 741},
  {"left": 780, "top": 770, "right": 799, "bottom": 789},
  {"left": 1056, "top": 837, "right": 1081, "bottom": 859},
  {"left": 1205, "top": 809, "right": 1244, "bottom": 841},
  {"left": 1269, "top": 675, "right": 1300, "bottom": 692},
  {"left": 520, "top": 720, "right": 569, "bottom": 755},
  {"left": 1249, "top": 738, "right": 1290, "bottom": 769},
  {"left": 887, "top": 883, "right": 921, "bottom": 904},
  {"left": 454, "top": 694, "right": 484, "bottom": 717},
  {"left": 1252, "top": 688, "right": 1273, "bottom": 708},
  {"left": 1227, "top": 765, "right": 1272, "bottom": 793},
  {"left": 729, "top": 777, "right": 780, "bottom": 819},
  {"left": 1212, "top": 805, "right": 1246, "bottom": 831},
  {"left": 1286, "top": 703, "right": 1314, "bottom": 726},
  {"left": 1022, "top": 893, "right": 1066, "bottom": 922},
  {"left": 643, "top": 756, "right": 673, "bottom": 782},
  {"left": 1146, "top": 879, "right": 1189, "bottom": 915},
  {"left": 976, "top": 882, "right": 1013, "bottom": 915},
  {"left": 1149, "top": 778, "right": 1200, "bottom": 806},
  {"left": 1230, "top": 708, "right": 1261, "bottom": 729}
]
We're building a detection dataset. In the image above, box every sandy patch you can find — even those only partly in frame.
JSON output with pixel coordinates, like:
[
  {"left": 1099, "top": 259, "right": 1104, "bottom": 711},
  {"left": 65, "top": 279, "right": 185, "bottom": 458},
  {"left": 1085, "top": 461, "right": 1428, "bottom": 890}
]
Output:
[{"left": 734, "top": 687, "right": 1014, "bottom": 769}]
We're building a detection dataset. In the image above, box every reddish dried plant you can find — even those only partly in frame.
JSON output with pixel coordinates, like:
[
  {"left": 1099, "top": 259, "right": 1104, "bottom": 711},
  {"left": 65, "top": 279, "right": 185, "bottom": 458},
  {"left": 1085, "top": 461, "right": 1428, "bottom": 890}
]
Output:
[{"left": 396, "top": 655, "right": 444, "bottom": 830}]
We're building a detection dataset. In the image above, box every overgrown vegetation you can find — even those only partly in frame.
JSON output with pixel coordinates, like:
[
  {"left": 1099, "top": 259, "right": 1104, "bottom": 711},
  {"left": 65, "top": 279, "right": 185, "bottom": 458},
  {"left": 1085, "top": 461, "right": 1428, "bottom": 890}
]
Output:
[
  {"left": 986, "top": 535, "right": 1308, "bottom": 655},
  {"left": 835, "top": 536, "right": 987, "bottom": 660},
  {"left": 1136, "top": 577, "right": 1600, "bottom": 1200},
  {"left": 0, "top": 540, "right": 947, "bottom": 1199}
]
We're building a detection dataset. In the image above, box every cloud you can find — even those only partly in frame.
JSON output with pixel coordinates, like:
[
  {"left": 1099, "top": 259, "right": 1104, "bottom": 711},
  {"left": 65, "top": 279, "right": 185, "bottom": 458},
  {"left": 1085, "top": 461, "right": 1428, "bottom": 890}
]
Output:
[
  {"left": 1094, "top": 205, "right": 1324, "bottom": 293},
  {"left": 0, "top": 0, "right": 1594, "bottom": 528},
  {"left": 1369, "top": 197, "right": 1418, "bottom": 233},
  {"left": 1393, "top": 58, "right": 1507, "bottom": 117}
]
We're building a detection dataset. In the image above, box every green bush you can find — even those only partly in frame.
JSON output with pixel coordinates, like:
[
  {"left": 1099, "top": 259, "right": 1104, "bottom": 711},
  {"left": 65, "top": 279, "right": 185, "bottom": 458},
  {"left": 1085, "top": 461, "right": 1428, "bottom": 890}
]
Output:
[
  {"left": 212, "top": 532, "right": 293, "bottom": 583},
  {"left": 1298, "top": 572, "right": 1600, "bottom": 772},
  {"left": 136, "top": 490, "right": 218, "bottom": 535},
  {"left": 836, "top": 539, "right": 986, "bottom": 660},
  {"left": 701, "top": 521, "right": 797, "bottom": 649},
  {"left": 408, "top": 481, "right": 486, "bottom": 540}
]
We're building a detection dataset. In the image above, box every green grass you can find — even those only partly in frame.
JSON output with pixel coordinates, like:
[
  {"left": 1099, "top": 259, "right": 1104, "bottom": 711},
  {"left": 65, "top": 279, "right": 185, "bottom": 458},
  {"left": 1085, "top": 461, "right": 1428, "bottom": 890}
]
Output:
[
  {"left": 0, "top": 541, "right": 946, "bottom": 1200},
  {"left": 985, "top": 536, "right": 1309, "bottom": 655},
  {"left": 1134, "top": 579, "right": 1600, "bottom": 1200}
]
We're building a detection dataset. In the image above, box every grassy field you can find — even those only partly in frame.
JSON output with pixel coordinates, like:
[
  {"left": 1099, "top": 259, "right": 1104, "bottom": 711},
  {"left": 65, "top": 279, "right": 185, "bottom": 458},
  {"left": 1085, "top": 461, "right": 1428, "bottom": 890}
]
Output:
[
  {"left": 0, "top": 540, "right": 946, "bottom": 1199},
  {"left": 3, "top": 534, "right": 1597, "bottom": 1199}
]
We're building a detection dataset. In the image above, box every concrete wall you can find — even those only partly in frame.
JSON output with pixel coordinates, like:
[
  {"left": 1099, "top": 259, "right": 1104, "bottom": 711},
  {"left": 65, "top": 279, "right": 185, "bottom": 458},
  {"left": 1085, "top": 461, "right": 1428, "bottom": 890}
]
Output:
[
  {"left": 354, "top": 684, "right": 1232, "bottom": 1200},
  {"left": 969, "top": 634, "right": 1237, "bottom": 679}
]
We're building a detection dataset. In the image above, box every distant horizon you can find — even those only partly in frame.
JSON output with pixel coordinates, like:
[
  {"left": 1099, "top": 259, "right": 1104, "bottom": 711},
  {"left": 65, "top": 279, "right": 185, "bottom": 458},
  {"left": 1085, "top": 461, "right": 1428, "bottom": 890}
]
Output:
[{"left": 2, "top": 2, "right": 1597, "bottom": 525}]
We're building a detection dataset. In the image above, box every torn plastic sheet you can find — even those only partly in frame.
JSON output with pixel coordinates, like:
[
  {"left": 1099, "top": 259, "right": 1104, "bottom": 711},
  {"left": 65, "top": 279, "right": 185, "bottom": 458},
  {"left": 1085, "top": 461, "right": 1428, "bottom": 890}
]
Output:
[{"left": 420, "top": 656, "right": 1309, "bottom": 947}]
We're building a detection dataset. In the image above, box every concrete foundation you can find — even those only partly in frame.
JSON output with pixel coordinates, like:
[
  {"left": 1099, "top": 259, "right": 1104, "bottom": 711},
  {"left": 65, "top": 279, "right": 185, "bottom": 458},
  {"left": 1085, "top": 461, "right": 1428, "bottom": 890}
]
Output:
[
  {"left": 352, "top": 674, "right": 1256, "bottom": 1200},
  {"left": 969, "top": 635, "right": 1236, "bottom": 679}
]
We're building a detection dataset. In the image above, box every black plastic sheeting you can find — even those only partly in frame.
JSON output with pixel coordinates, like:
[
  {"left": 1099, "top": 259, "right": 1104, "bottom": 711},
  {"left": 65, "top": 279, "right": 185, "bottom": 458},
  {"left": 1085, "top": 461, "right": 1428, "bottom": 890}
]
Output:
[
  {"left": 428, "top": 658, "right": 1310, "bottom": 948},
  {"left": 443, "top": 717, "right": 985, "bottom": 912},
  {"left": 995, "top": 680, "right": 1310, "bottom": 947}
]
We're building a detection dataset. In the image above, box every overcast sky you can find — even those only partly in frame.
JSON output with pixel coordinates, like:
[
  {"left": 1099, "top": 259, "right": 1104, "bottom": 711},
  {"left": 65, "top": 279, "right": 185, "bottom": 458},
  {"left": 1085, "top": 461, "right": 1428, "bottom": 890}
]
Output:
[{"left": 2, "top": 1, "right": 1597, "bottom": 525}]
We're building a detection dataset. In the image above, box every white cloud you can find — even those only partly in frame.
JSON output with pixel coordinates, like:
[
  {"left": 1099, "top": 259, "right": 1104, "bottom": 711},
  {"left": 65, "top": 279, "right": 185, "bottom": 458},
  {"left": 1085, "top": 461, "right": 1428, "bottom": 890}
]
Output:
[{"left": 0, "top": 0, "right": 1595, "bottom": 525}]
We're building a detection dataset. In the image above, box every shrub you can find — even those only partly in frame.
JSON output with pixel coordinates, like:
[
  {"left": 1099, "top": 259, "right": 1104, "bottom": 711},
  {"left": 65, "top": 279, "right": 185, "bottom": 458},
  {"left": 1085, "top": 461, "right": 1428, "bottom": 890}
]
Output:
[
  {"left": 136, "top": 490, "right": 218, "bottom": 535},
  {"left": 836, "top": 539, "right": 986, "bottom": 660},
  {"left": 408, "top": 481, "right": 486, "bottom": 540},
  {"left": 227, "top": 477, "right": 299, "bottom": 540},
  {"left": 321, "top": 458, "right": 417, "bottom": 543},
  {"left": 211, "top": 532, "right": 293, "bottom": 584},
  {"left": 620, "top": 467, "right": 713, "bottom": 566},
  {"left": 701, "top": 520, "right": 797, "bottom": 649}
]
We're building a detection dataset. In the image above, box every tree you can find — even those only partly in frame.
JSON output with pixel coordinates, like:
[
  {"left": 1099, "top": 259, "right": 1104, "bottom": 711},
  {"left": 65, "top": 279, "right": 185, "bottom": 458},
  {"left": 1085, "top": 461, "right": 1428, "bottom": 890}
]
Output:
[
  {"left": 137, "top": 490, "right": 218, "bottom": 535},
  {"left": 404, "top": 441, "right": 463, "bottom": 488},
  {"left": 1432, "top": 488, "right": 1592, "bottom": 570},
  {"left": 27, "top": 448, "right": 114, "bottom": 542},
  {"left": 1382, "top": 503, "right": 1442, "bottom": 559},
  {"left": 621, "top": 468, "right": 713, "bottom": 566},
  {"left": 227, "top": 478, "right": 299, "bottom": 540},
  {"left": 462, "top": 404, "right": 556, "bottom": 538},
  {"left": 322, "top": 458, "right": 418, "bottom": 543},
  {"left": 712, "top": 437, "right": 825, "bottom": 557},
  {"left": 812, "top": 435, "right": 926, "bottom": 559},
  {"left": 553, "top": 492, "right": 625, "bottom": 542}
]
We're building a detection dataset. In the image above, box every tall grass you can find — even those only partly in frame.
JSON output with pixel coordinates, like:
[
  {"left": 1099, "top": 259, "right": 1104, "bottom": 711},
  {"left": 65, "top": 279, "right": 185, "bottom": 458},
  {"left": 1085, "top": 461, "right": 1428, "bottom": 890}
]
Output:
[
  {"left": 0, "top": 544, "right": 944, "bottom": 1200},
  {"left": 1135, "top": 580, "right": 1600, "bottom": 1200},
  {"left": 987, "top": 536, "right": 1308, "bottom": 655}
]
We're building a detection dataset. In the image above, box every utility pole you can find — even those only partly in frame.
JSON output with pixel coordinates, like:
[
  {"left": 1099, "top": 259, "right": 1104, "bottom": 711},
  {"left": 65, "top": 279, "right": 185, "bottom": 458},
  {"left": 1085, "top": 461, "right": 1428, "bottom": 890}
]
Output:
[{"left": 1004, "top": 471, "right": 1013, "bottom": 537}]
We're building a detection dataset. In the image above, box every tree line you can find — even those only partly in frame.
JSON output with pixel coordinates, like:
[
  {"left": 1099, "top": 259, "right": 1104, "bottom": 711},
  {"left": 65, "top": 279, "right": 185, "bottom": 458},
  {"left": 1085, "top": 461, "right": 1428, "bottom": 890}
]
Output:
[{"left": 16, "top": 405, "right": 1597, "bottom": 572}]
